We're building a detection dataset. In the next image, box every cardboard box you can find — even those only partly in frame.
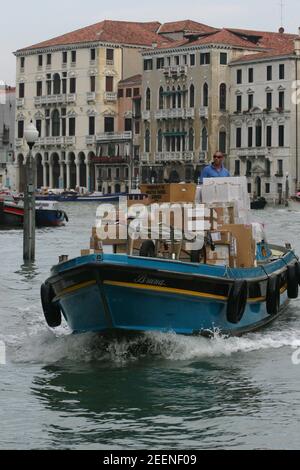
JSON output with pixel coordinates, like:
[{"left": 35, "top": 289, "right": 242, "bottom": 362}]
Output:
[
  {"left": 81, "top": 249, "right": 91, "bottom": 257},
  {"left": 221, "top": 224, "right": 255, "bottom": 268},
  {"left": 140, "top": 183, "right": 196, "bottom": 203}
]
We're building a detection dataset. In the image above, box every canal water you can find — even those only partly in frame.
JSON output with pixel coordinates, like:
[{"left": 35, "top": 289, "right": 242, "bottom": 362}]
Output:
[{"left": 0, "top": 204, "right": 300, "bottom": 450}]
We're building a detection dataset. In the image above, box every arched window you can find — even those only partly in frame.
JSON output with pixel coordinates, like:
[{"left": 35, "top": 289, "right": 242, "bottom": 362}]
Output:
[
  {"left": 188, "top": 128, "right": 194, "bottom": 151},
  {"left": 157, "top": 129, "right": 163, "bottom": 152},
  {"left": 256, "top": 119, "right": 262, "bottom": 147},
  {"left": 203, "top": 83, "right": 209, "bottom": 107},
  {"left": 219, "top": 83, "right": 226, "bottom": 111},
  {"left": 159, "top": 87, "right": 164, "bottom": 110},
  {"left": 145, "top": 128, "right": 150, "bottom": 152},
  {"left": 146, "top": 88, "right": 151, "bottom": 111},
  {"left": 53, "top": 74, "right": 61, "bottom": 95},
  {"left": 219, "top": 129, "right": 226, "bottom": 153},
  {"left": 172, "top": 87, "right": 176, "bottom": 108},
  {"left": 51, "top": 109, "right": 60, "bottom": 137},
  {"left": 202, "top": 127, "right": 208, "bottom": 151},
  {"left": 189, "top": 84, "right": 195, "bottom": 108},
  {"left": 177, "top": 86, "right": 182, "bottom": 108}
]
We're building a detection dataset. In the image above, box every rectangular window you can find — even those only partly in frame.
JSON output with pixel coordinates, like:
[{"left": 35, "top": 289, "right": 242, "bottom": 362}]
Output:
[
  {"left": 219, "top": 131, "right": 226, "bottom": 154},
  {"left": 46, "top": 78, "right": 51, "bottom": 95},
  {"left": 71, "top": 51, "right": 76, "bottom": 63},
  {"left": 220, "top": 52, "right": 227, "bottom": 65},
  {"left": 267, "top": 65, "right": 272, "bottom": 81},
  {"left": 89, "top": 116, "right": 95, "bottom": 136},
  {"left": 36, "top": 120, "right": 42, "bottom": 137},
  {"left": 90, "top": 48, "right": 96, "bottom": 61},
  {"left": 133, "top": 88, "right": 140, "bottom": 97},
  {"left": 174, "top": 56, "right": 180, "bottom": 65},
  {"left": 277, "top": 160, "right": 283, "bottom": 175},
  {"left": 236, "top": 95, "right": 242, "bottom": 113},
  {"left": 135, "top": 121, "right": 140, "bottom": 135},
  {"left": 266, "top": 126, "right": 272, "bottom": 147},
  {"left": 104, "top": 117, "right": 114, "bottom": 133},
  {"left": 279, "top": 63, "right": 285, "bottom": 80},
  {"left": 156, "top": 57, "right": 164, "bottom": 69},
  {"left": 126, "top": 88, "right": 132, "bottom": 98},
  {"left": 70, "top": 77, "right": 76, "bottom": 93},
  {"left": 143, "top": 59, "right": 153, "bottom": 71},
  {"left": 279, "top": 91, "right": 285, "bottom": 110},
  {"left": 234, "top": 160, "right": 240, "bottom": 176},
  {"left": 69, "top": 118, "right": 76, "bottom": 136},
  {"left": 20, "top": 57, "right": 25, "bottom": 70},
  {"left": 200, "top": 53, "right": 210, "bottom": 65},
  {"left": 47, "top": 54, "right": 52, "bottom": 65},
  {"left": 183, "top": 55, "right": 187, "bottom": 65},
  {"left": 38, "top": 55, "right": 43, "bottom": 67},
  {"left": 237, "top": 69, "right": 242, "bottom": 84},
  {"left": 248, "top": 183, "right": 252, "bottom": 193},
  {"left": 62, "top": 77, "right": 67, "bottom": 94},
  {"left": 248, "top": 127, "right": 253, "bottom": 147},
  {"left": 279, "top": 125, "right": 285, "bottom": 147},
  {"left": 62, "top": 118, "right": 66, "bottom": 136},
  {"left": 62, "top": 51, "right": 67, "bottom": 64},
  {"left": 36, "top": 81, "right": 42, "bottom": 96},
  {"left": 118, "top": 88, "right": 124, "bottom": 98},
  {"left": 106, "top": 76, "right": 113, "bottom": 92},
  {"left": 19, "top": 83, "right": 24, "bottom": 98},
  {"left": 106, "top": 49, "right": 114, "bottom": 62},
  {"left": 248, "top": 68, "right": 254, "bottom": 83},
  {"left": 90, "top": 76, "right": 96, "bottom": 92},
  {"left": 248, "top": 94, "right": 253, "bottom": 110},
  {"left": 265, "top": 183, "right": 270, "bottom": 194},
  {"left": 266, "top": 92, "right": 272, "bottom": 110},
  {"left": 236, "top": 127, "right": 242, "bottom": 148},
  {"left": 18, "top": 120, "right": 24, "bottom": 138},
  {"left": 125, "top": 118, "right": 132, "bottom": 131},
  {"left": 190, "top": 54, "right": 195, "bottom": 66}
]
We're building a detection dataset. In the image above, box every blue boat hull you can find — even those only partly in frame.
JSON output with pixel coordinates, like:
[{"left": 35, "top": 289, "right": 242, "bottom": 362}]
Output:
[{"left": 43, "top": 250, "right": 298, "bottom": 336}]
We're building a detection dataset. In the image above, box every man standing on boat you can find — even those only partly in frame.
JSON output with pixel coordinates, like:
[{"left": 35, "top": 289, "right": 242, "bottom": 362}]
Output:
[{"left": 199, "top": 151, "right": 230, "bottom": 183}]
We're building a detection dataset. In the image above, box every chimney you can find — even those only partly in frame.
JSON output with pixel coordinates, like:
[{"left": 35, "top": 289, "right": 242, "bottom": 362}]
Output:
[
  {"left": 295, "top": 37, "right": 300, "bottom": 56},
  {"left": 279, "top": 27, "right": 285, "bottom": 34}
]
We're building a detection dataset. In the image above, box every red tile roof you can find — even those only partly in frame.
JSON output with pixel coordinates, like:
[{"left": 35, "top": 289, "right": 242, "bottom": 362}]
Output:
[
  {"left": 158, "top": 20, "right": 217, "bottom": 34},
  {"left": 118, "top": 74, "right": 142, "bottom": 86},
  {"left": 17, "top": 20, "right": 171, "bottom": 52}
]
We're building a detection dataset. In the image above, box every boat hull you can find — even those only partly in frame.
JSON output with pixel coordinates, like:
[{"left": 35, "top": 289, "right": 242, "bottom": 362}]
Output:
[
  {"left": 0, "top": 202, "right": 66, "bottom": 227},
  {"left": 44, "top": 251, "right": 298, "bottom": 336}
]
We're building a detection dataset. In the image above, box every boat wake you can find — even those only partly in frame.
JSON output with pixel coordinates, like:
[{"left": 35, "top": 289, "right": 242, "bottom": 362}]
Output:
[{"left": 3, "top": 310, "right": 300, "bottom": 365}]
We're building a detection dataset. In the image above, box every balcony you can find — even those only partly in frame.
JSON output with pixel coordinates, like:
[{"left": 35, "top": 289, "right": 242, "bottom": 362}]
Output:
[
  {"left": 183, "top": 151, "right": 195, "bottom": 161},
  {"left": 15, "top": 138, "right": 24, "bottom": 148},
  {"left": 86, "top": 92, "right": 96, "bottom": 102},
  {"left": 163, "top": 65, "right": 188, "bottom": 77},
  {"left": 199, "top": 107, "right": 208, "bottom": 119},
  {"left": 95, "top": 131, "right": 132, "bottom": 143},
  {"left": 155, "top": 152, "right": 183, "bottom": 162},
  {"left": 104, "top": 92, "right": 117, "bottom": 102},
  {"left": 16, "top": 98, "right": 24, "bottom": 108},
  {"left": 65, "top": 136, "right": 76, "bottom": 146},
  {"left": 86, "top": 136, "right": 96, "bottom": 145},
  {"left": 35, "top": 137, "right": 73, "bottom": 147},
  {"left": 141, "top": 153, "right": 150, "bottom": 163},
  {"left": 185, "top": 108, "right": 195, "bottom": 119},
  {"left": 142, "top": 110, "right": 151, "bottom": 121},
  {"left": 34, "top": 94, "right": 76, "bottom": 106}
]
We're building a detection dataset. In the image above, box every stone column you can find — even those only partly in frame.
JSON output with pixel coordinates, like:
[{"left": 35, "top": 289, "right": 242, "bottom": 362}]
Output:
[
  {"left": 42, "top": 162, "right": 47, "bottom": 187},
  {"left": 49, "top": 160, "right": 54, "bottom": 189},
  {"left": 66, "top": 162, "right": 71, "bottom": 190},
  {"left": 76, "top": 160, "right": 80, "bottom": 188},
  {"left": 59, "top": 162, "right": 65, "bottom": 189},
  {"left": 86, "top": 162, "right": 91, "bottom": 192}
]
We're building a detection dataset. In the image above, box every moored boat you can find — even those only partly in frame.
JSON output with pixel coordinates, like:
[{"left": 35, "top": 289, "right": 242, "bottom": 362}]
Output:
[{"left": 0, "top": 200, "right": 68, "bottom": 227}]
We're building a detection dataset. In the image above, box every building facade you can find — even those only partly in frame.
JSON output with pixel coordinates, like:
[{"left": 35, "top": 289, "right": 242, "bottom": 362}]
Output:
[
  {"left": 13, "top": 20, "right": 170, "bottom": 192},
  {"left": 0, "top": 85, "right": 15, "bottom": 188}
]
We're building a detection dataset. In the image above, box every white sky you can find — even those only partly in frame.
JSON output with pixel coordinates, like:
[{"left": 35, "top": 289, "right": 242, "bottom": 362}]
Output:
[{"left": 1, "top": 0, "right": 300, "bottom": 85}]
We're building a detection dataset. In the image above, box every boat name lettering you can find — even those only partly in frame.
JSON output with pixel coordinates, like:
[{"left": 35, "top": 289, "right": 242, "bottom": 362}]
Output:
[{"left": 134, "top": 275, "right": 166, "bottom": 287}]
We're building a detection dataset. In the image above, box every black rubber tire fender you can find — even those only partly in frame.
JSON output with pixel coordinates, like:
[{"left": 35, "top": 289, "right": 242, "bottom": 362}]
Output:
[
  {"left": 41, "top": 283, "right": 62, "bottom": 328},
  {"left": 294, "top": 261, "right": 300, "bottom": 286},
  {"left": 226, "top": 280, "right": 248, "bottom": 324},
  {"left": 287, "top": 264, "right": 299, "bottom": 299},
  {"left": 266, "top": 275, "right": 281, "bottom": 316},
  {"left": 139, "top": 240, "right": 156, "bottom": 258}
]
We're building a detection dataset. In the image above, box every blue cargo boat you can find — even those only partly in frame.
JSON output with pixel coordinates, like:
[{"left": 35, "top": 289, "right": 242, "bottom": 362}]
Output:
[{"left": 41, "top": 245, "right": 299, "bottom": 336}]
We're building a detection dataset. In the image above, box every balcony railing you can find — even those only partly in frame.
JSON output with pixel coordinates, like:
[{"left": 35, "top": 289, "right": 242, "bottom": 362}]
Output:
[
  {"left": 199, "top": 107, "right": 208, "bottom": 118},
  {"left": 163, "top": 65, "right": 188, "bottom": 77},
  {"left": 141, "top": 153, "right": 150, "bottom": 163},
  {"left": 86, "top": 92, "right": 96, "bottom": 102},
  {"left": 155, "top": 108, "right": 194, "bottom": 119},
  {"left": 86, "top": 136, "right": 96, "bottom": 145},
  {"left": 185, "top": 108, "right": 195, "bottom": 119},
  {"left": 34, "top": 94, "right": 76, "bottom": 106},
  {"left": 95, "top": 132, "right": 132, "bottom": 142},
  {"left": 34, "top": 136, "right": 75, "bottom": 147},
  {"left": 16, "top": 98, "right": 24, "bottom": 107},
  {"left": 15, "top": 138, "right": 24, "bottom": 148},
  {"left": 155, "top": 152, "right": 183, "bottom": 162},
  {"left": 142, "top": 111, "right": 151, "bottom": 120},
  {"left": 104, "top": 92, "right": 117, "bottom": 102}
]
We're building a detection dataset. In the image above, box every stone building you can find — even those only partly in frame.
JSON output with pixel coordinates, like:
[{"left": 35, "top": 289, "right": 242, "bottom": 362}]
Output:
[{"left": 0, "top": 85, "right": 15, "bottom": 188}]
